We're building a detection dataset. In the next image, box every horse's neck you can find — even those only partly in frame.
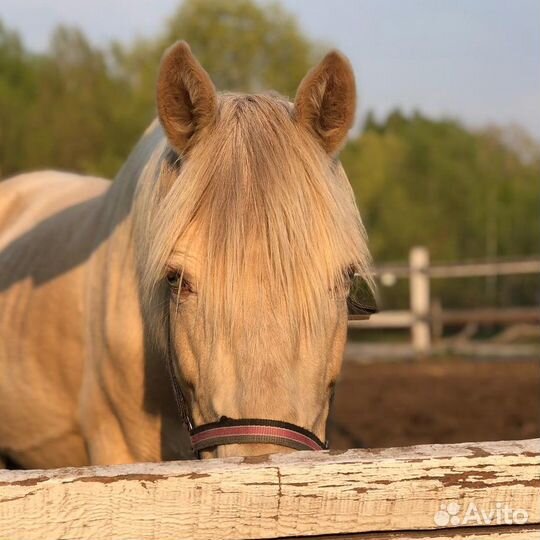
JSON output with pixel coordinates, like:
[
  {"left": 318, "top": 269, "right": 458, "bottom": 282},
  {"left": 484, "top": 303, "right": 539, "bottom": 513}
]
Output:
[
  {"left": 90, "top": 120, "right": 163, "bottom": 269},
  {"left": 87, "top": 120, "right": 164, "bottom": 348},
  {"left": 104, "top": 120, "right": 165, "bottom": 229}
]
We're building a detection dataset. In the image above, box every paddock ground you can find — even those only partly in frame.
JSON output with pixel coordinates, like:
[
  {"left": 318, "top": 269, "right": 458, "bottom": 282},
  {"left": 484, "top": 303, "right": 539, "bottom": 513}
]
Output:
[{"left": 328, "top": 357, "right": 540, "bottom": 449}]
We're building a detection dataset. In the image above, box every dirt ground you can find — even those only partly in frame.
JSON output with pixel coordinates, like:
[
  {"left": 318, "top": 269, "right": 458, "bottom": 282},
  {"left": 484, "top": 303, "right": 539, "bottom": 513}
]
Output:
[{"left": 328, "top": 358, "right": 540, "bottom": 450}]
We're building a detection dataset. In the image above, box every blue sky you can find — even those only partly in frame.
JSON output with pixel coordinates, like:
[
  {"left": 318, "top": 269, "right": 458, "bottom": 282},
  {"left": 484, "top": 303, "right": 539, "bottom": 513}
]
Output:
[{"left": 3, "top": 0, "right": 540, "bottom": 139}]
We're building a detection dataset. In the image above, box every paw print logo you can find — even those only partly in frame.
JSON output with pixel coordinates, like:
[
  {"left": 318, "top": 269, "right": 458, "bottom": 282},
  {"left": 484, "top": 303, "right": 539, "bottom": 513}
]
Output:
[{"left": 434, "top": 501, "right": 461, "bottom": 526}]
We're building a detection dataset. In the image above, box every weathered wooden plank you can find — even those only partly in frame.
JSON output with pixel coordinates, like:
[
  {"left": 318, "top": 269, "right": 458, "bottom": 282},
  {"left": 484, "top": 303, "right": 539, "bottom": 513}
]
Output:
[
  {"left": 302, "top": 524, "right": 540, "bottom": 539},
  {"left": 0, "top": 439, "right": 538, "bottom": 540}
]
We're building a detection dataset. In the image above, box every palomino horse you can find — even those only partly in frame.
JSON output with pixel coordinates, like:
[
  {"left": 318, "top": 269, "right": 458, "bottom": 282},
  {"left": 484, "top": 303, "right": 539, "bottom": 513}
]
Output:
[{"left": 0, "top": 42, "right": 372, "bottom": 468}]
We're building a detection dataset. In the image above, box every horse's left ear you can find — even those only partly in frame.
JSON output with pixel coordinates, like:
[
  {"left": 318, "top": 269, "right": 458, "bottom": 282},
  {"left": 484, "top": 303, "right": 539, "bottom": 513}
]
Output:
[
  {"left": 157, "top": 41, "right": 217, "bottom": 153},
  {"left": 294, "top": 50, "right": 356, "bottom": 155}
]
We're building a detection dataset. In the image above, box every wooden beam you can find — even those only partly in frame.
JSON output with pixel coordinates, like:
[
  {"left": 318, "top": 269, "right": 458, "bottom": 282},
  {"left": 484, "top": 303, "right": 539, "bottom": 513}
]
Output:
[
  {"left": 428, "top": 260, "right": 540, "bottom": 279},
  {"left": 440, "top": 307, "right": 540, "bottom": 325},
  {"left": 375, "top": 258, "right": 540, "bottom": 280},
  {"left": 348, "top": 307, "right": 540, "bottom": 329},
  {"left": 0, "top": 439, "right": 538, "bottom": 540},
  {"left": 348, "top": 310, "right": 412, "bottom": 328},
  {"left": 301, "top": 524, "right": 540, "bottom": 539}
]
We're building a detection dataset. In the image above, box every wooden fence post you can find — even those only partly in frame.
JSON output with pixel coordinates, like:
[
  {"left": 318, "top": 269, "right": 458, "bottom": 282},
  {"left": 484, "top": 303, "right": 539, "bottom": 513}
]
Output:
[{"left": 410, "top": 246, "right": 431, "bottom": 354}]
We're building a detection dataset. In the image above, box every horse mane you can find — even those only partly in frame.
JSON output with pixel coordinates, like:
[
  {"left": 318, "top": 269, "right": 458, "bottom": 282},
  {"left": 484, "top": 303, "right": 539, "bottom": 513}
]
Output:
[{"left": 133, "top": 93, "right": 372, "bottom": 347}]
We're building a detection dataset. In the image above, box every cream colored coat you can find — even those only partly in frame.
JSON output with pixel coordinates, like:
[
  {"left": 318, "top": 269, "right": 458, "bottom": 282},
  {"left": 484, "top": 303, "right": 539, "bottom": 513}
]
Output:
[{"left": 0, "top": 124, "right": 191, "bottom": 468}]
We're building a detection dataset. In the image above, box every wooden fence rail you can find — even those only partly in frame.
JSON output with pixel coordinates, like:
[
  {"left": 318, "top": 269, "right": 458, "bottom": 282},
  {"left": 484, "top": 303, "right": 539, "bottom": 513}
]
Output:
[
  {"left": 376, "top": 257, "right": 540, "bottom": 279},
  {"left": 1, "top": 438, "right": 538, "bottom": 539},
  {"left": 353, "top": 248, "right": 540, "bottom": 355}
]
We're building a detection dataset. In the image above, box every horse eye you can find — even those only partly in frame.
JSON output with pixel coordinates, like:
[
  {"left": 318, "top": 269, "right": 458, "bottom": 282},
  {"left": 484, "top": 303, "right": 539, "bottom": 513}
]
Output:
[
  {"left": 166, "top": 270, "right": 195, "bottom": 295},
  {"left": 166, "top": 271, "right": 181, "bottom": 289}
]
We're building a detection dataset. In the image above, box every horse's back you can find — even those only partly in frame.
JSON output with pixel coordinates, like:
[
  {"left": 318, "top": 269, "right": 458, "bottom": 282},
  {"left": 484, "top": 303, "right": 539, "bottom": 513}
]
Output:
[{"left": 0, "top": 171, "right": 109, "bottom": 248}]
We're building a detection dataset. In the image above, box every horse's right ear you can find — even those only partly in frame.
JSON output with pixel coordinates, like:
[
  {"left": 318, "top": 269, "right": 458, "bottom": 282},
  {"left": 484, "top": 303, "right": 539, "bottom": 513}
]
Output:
[{"left": 157, "top": 41, "right": 217, "bottom": 153}]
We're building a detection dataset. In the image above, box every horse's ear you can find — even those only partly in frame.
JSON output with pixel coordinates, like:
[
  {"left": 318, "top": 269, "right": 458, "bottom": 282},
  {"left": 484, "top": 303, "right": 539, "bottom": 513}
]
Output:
[
  {"left": 294, "top": 50, "right": 356, "bottom": 155},
  {"left": 157, "top": 41, "right": 217, "bottom": 153}
]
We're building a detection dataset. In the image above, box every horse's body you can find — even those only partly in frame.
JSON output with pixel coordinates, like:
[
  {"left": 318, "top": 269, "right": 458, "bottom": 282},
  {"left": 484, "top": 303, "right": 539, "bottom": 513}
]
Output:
[
  {"left": 0, "top": 171, "right": 110, "bottom": 467},
  {"left": 0, "top": 125, "right": 191, "bottom": 468},
  {"left": 0, "top": 43, "right": 371, "bottom": 468}
]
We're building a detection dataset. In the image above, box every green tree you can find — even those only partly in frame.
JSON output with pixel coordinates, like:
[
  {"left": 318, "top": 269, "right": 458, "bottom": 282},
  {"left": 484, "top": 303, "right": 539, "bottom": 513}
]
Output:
[
  {"left": 1, "top": 4, "right": 538, "bottom": 311},
  {"left": 111, "top": 0, "right": 316, "bottom": 138},
  {"left": 27, "top": 27, "right": 140, "bottom": 176},
  {"left": 0, "top": 21, "right": 39, "bottom": 176},
  {"left": 164, "top": 0, "right": 313, "bottom": 95},
  {"left": 1, "top": 1, "right": 316, "bottom": 179},
  {"left": 343, "top": 111, "right": 540, "bottom": 308}
]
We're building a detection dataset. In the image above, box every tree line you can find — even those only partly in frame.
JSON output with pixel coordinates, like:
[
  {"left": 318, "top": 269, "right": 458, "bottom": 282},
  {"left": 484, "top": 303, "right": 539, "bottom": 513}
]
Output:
[{"left": 1, "top": 0, "right": 538, "bottom": 308}]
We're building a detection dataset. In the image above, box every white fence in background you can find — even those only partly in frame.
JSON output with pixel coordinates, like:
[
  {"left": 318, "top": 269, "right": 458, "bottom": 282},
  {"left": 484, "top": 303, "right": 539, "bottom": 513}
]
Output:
[{"left": 349, "top": 247, "right": 540, "bottom": 355}]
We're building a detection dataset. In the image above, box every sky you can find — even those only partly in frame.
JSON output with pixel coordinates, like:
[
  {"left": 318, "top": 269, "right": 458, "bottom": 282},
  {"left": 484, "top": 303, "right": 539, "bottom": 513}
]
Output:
[{"left": 2, "top": 0, "right": 540, "bottom": 139}]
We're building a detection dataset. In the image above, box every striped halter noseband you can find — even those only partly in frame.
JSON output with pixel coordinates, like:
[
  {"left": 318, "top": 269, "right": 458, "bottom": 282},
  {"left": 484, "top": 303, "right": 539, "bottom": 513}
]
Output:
[{"left": 191, "top": 417, "right": 327, "bottom": 453}]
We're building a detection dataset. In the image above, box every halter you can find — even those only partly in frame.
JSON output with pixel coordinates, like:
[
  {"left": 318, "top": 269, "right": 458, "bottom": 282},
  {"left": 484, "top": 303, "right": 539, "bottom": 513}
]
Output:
[
  {"left": 166, "top": 287, "right": 376, "bottom": 457},
  {"left": 191, "top": 417, "right": 327, "bottom": 453}
]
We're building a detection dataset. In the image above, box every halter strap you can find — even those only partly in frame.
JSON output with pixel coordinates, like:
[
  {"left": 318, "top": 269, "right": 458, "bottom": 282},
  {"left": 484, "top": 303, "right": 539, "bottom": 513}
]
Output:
[{"left": 190, "top": 417, "right": 327, "bottom": 453}]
